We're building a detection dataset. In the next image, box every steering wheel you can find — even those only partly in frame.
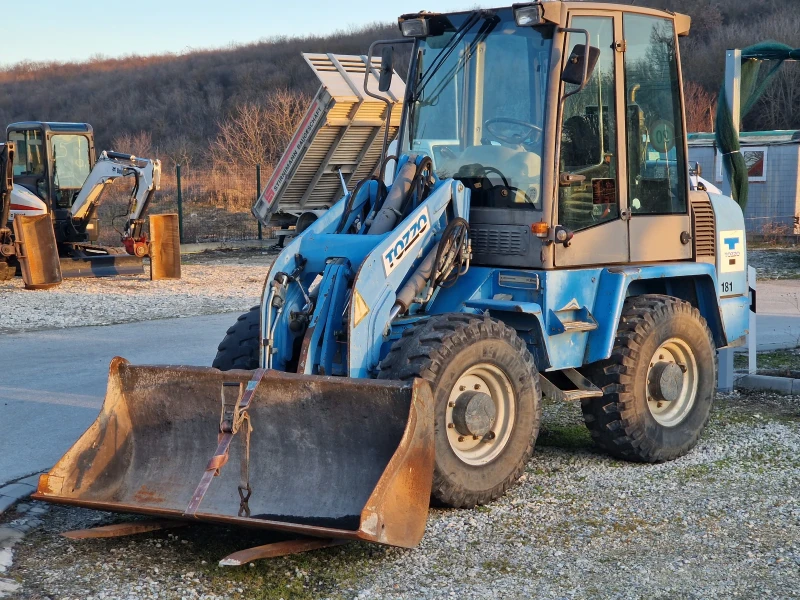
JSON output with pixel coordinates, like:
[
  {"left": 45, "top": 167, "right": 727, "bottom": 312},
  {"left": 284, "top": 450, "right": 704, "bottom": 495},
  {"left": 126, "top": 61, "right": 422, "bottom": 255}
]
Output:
[{"left": 484, "top": 117, "right": 543, "bottom": 145}]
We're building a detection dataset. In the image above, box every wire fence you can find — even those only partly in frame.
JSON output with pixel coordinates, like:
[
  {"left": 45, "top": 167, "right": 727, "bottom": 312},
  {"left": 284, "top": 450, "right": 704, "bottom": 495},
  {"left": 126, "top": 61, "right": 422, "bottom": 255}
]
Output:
[
  {"left": 97, "top": 164, "right": 273, "bottom": 246},
  {"left": 745, "top": 214, "right": 800, "bottom": 245},
  {"left": 92, "top": 163, "right": 800, "bottom": 248}
]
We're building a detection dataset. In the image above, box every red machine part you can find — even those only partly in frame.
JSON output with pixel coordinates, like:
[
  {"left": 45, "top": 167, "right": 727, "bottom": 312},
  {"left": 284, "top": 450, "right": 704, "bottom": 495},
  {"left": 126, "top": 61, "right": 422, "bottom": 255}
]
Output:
[{"left": 123, "top": 235, "right": 149, "bottom": 258}]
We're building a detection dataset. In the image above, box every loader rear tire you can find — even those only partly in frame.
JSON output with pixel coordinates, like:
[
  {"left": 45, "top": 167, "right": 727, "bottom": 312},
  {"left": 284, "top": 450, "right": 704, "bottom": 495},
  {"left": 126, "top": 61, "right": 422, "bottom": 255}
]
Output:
[
  {"left": 379, "top": 313, "right": 541, "bottom": 508},
  {"left": 581, "top": 295, "right": 716, "bottom": 463},
  {"left": 212, "top": 306, "right": 260, "bottom": 371}
]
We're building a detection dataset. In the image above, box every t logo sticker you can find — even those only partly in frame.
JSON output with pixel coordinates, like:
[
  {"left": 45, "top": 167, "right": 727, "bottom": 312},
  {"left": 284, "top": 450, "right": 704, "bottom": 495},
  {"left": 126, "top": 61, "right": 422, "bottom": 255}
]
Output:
[
  {"left": 723, "top": 237, "right": 740, "bottom": 250},
  {"left": 719, "top": 230, "right": 744, "bottom": 274}
]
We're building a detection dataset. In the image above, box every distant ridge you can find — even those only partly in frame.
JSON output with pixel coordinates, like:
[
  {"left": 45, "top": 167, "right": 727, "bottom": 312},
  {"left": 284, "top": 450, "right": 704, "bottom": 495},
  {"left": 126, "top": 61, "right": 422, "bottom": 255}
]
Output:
[{"left": 0, "top": 23, "right": 396, "bottom": 157}]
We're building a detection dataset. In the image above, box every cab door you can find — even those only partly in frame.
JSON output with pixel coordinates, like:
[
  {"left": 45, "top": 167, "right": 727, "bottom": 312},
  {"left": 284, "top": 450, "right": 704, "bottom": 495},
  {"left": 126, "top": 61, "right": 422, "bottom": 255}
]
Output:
[
  {"left": 554, "top": 11, "right": 629, "bottom": 268},
  {"left": 622, "top": 13, "right": 692, "bottom": 262}
]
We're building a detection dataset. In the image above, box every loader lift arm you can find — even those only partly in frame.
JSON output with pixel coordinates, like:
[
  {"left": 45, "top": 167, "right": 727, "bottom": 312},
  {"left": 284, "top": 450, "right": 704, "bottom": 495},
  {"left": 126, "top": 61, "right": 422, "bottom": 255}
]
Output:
[{"left": 68, "top": 150, "right": 162, "bottom": 257}]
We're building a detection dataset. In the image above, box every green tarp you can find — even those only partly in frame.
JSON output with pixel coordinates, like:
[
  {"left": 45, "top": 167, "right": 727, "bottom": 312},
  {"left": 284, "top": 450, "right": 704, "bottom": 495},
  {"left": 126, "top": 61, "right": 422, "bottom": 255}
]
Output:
[{"left": 715, "top": 42, "right": 800, "bottom": 211}]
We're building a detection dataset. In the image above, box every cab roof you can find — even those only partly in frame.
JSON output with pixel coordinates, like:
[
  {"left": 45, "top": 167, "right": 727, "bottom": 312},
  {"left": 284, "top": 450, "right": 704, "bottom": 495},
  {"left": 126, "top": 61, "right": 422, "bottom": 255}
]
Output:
[
  {"left": 403, "top": 2, "right": 691, "bottom": 36},
  {"left": 7, "top": 122, "right": 93, "bottom": 135}
]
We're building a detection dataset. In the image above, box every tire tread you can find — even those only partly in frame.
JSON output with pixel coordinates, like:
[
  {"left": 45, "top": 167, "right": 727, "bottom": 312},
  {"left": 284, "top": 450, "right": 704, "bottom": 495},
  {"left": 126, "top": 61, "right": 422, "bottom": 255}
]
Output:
[
  {"left": 581, "top": 295, "right": 716, "bottom": 463},
  {"left": 379, "top": 313, "right": 540, "bottom": 507}
]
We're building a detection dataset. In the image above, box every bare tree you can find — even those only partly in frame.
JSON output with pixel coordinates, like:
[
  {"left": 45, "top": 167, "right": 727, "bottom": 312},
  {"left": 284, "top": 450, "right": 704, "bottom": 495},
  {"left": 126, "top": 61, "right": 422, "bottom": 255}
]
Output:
[
  {"left": 211, "top": 89, "right": 309, "bottom": 171},
  {"left": 162, "top": 134, "right": 195, "bottom": 169},
  {"left": 111, "top": 130, "right": 154, "bottom": 158},
  {"left": 683, "top": 81, "right": 717, "bottom": 133}
]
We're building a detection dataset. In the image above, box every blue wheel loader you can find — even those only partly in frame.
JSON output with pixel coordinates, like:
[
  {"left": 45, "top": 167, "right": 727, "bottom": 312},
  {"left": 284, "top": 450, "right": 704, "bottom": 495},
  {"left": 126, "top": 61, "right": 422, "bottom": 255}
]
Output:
[{"left": 35, "top": 1, "right": 750, "bottom": 560}]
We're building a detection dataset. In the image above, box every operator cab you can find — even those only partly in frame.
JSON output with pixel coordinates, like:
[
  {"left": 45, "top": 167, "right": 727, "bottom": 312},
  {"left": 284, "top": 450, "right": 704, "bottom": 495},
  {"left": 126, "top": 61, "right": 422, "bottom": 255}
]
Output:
[
  {"left": 7, "top": 122, "right": 96, "bottom": 214},
  {"left": 406, "top": 10, "right": 549, "bottom": 212},
  {"left": 398, "top": 2, "right": 693, "bottom": 269}
]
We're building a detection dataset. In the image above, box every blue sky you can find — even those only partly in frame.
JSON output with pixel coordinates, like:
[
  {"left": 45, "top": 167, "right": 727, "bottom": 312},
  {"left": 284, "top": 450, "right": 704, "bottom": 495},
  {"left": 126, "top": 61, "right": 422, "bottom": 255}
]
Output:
[{"left": 3, "top": 0, "right": 471, "bottom": 66}]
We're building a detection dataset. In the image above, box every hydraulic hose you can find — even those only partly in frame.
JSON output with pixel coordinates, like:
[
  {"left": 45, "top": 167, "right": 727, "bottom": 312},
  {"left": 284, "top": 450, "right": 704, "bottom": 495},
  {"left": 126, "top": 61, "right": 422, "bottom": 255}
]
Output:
[
  {"left": 393, "top": 243, "right": 439, "bottom": 313},
  {"left": 367, "top": 160, "right": 418, "bottom": 235}
]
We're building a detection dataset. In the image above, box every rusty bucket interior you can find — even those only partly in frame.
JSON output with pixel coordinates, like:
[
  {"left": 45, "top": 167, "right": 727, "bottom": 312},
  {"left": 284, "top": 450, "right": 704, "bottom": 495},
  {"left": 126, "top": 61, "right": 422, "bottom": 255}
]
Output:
[
  {"left": 34, "top": 358, "right": 434, "bottom": 548},
  {"left": 12, "top": 214, "right": 62, "bottom": 289},
  {"left": 149, "top": 213, "right": 181, "bottom": 280}
]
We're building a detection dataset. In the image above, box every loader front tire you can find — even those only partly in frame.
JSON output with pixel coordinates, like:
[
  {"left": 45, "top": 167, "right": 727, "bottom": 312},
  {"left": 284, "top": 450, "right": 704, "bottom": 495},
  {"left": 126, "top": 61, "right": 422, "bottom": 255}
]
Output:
[
  {"left": 581, "top": 295, "right": 716, "bottom": 463},
  {"left": 212, "top": 306, "right": 260, "bottom": 371},
  {"left": 379, "top": 313, "right": 541, "bottom": 508}
]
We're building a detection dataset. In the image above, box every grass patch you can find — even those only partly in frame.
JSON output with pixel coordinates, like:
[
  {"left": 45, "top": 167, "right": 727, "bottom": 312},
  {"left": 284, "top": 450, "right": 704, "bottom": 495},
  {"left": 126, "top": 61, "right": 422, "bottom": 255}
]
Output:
[
  {"left": 734, "top": 348, "right": 800, "bottom": 372},
  {"left": 482, "top": 558, "right": 512, "bottom": 573},
  {"left": 675, "top": 463, "right": 713, "bottom": 483},
  {"left": 537, "top": 424, "right": 593, "bottom": 450}
]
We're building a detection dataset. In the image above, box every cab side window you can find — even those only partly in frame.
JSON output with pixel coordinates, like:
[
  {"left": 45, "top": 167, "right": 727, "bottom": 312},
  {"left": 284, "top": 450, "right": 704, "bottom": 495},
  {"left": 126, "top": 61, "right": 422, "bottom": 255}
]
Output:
[
  {"left": 559, "top": 17, "right": 619, "bottom": 232},
  {"left": 9, "top": 130, "right": 45, "bottom": 177},
  {"left": 623, "top": 14, "right": 688, "bottom": 215}
]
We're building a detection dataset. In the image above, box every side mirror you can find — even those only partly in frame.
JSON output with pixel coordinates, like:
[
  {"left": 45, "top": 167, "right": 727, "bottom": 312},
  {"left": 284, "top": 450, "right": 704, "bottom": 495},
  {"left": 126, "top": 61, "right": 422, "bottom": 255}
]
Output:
[
  {"left": 561, "top": 43, "right": 600, "bottom": 86},
  {"left": 378, "top": 46, "right": 395, "bottom": 92}
]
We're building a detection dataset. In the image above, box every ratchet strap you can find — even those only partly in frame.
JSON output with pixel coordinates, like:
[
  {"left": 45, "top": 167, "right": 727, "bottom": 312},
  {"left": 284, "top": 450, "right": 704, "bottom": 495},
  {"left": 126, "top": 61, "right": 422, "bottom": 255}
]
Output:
[{"left": 184, "top": 368, "right": 267, "bottom": 517}]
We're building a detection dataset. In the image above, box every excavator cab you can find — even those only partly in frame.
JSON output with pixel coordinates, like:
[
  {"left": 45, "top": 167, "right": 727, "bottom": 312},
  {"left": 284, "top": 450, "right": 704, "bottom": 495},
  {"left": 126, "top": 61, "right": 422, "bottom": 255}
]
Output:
[{"left": 7, "top": 122, "right": 100, "bottom": 243}]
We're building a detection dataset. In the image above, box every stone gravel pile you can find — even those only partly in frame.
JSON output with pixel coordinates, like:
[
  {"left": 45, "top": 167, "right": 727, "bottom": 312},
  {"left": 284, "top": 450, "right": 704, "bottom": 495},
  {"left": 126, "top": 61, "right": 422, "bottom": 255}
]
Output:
[
  {"left": 0, "top": 263, "right": 270, "bottom": 334},
  {"left": 3, "top": 390, "right": 798, "bottom": 599}
]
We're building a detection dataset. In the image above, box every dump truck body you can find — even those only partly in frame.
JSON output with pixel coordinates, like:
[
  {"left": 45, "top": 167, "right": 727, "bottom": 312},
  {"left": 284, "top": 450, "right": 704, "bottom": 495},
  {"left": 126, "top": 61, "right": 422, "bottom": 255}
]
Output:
[{"left": 251, "top": 53, "right": 404, "bottom": 236}]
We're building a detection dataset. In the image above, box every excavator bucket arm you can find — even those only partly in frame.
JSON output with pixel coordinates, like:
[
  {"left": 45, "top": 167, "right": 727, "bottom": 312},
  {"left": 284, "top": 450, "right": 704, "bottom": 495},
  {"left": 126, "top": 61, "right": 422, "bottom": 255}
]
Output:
[{"left": 33, "top": 357, "right": 434, "bottom": 548}]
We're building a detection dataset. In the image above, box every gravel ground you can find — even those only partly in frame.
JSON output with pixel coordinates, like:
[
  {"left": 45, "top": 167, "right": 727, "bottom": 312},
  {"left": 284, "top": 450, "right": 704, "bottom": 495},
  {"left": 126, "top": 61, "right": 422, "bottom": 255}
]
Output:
[
  {"left": 3, "top": 390, "right": 798, "bottom": 599},
  {"left": 0, "top": 250, "right": 274, "bottom": 334},
  {"left": 0, "top": 248, "right": 793, "bottom": 335}
]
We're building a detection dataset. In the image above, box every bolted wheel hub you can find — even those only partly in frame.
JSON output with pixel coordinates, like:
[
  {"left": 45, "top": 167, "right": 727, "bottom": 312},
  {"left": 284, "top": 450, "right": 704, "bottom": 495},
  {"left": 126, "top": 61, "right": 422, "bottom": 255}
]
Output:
[
  {"left": 452, "top": 391, "right": 496, "bottom": 438},
  {"left": 648, "top": 362, "right": 684, "bottom": 402},
  {"left": 446, "top": 363, "right": 516, "bottom": 466},
  {"left": 645, "top": 338, "right": 699, "bottom": 428}
]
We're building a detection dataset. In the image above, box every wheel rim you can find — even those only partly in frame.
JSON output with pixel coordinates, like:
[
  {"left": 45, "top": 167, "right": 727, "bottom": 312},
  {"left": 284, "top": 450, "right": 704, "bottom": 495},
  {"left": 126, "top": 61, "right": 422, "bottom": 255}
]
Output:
[
  {"left": 446, "top": 363, "right": 516, "bottom": 465},
  {"left": 646, "top": 338, "right": 698, "bottom": 427}
]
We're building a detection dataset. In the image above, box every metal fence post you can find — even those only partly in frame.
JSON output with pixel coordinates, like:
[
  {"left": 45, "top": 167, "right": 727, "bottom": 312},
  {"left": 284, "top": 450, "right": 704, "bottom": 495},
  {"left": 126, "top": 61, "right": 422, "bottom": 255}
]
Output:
[
  {"left": 256, "top": 164, "right": 263, "bottom": 241},
  {"left": 176, "top": 164, "right": 184, "bottom": 244},
  {"left": 748, "top": 266, "right": 757, "bottom": 374}
]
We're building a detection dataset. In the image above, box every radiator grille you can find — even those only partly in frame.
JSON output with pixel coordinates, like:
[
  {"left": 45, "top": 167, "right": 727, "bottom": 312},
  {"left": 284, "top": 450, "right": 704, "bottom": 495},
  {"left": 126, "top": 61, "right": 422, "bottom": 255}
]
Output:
[
  {"left": 470, "top": 226, "right": 529, "bottom": 256},
  {"left": 691, "top": 195, "right": 716, "bottom": 258}
]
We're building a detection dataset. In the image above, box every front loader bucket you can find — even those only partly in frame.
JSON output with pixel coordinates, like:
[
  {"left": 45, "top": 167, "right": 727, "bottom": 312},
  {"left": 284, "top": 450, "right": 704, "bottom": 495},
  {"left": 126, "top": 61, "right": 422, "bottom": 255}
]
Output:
[
  {"left": 12, "top": 214, "right": 62, "bottom": 289},
  {"left": 34, "top": 358, "right": 435, "bottom": 548}
]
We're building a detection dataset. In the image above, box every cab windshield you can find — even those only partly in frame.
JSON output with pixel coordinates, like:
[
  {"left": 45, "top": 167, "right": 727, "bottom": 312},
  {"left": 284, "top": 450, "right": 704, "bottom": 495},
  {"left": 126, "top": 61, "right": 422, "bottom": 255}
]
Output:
[{"left": 406, "top": 10, "right": 554, "bottom": 210}]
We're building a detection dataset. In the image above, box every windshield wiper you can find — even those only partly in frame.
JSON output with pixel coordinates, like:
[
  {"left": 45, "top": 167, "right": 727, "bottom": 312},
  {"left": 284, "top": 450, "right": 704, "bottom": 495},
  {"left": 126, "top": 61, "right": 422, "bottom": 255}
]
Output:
[
  {"left": 411, "top": 10, "right": 493, "bottom": 102},
  {"left": 419, "top": 15, "right": 500, "bottom": 109}
]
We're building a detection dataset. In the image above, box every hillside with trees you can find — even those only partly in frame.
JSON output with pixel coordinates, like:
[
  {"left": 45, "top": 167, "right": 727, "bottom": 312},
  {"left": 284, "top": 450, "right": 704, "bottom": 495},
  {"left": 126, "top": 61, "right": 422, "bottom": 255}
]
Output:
[
  {"left": 0, "top": 24, "right": 396, "bottom": 170},
  {"left": 1, "top": 1, "right": 799, "bottom": 174}
]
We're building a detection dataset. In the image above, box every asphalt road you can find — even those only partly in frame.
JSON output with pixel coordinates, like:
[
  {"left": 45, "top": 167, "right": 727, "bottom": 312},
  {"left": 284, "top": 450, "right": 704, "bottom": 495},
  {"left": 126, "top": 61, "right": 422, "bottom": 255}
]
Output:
[
  {"left": 0, "top": 313, "right": 241, "bottom": 486},
  {"left": 754, "top": 280, "right": 800, "bottom": 350},
  {"left": 1, "top": 298, "right": 799, "bottom": 489}
]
